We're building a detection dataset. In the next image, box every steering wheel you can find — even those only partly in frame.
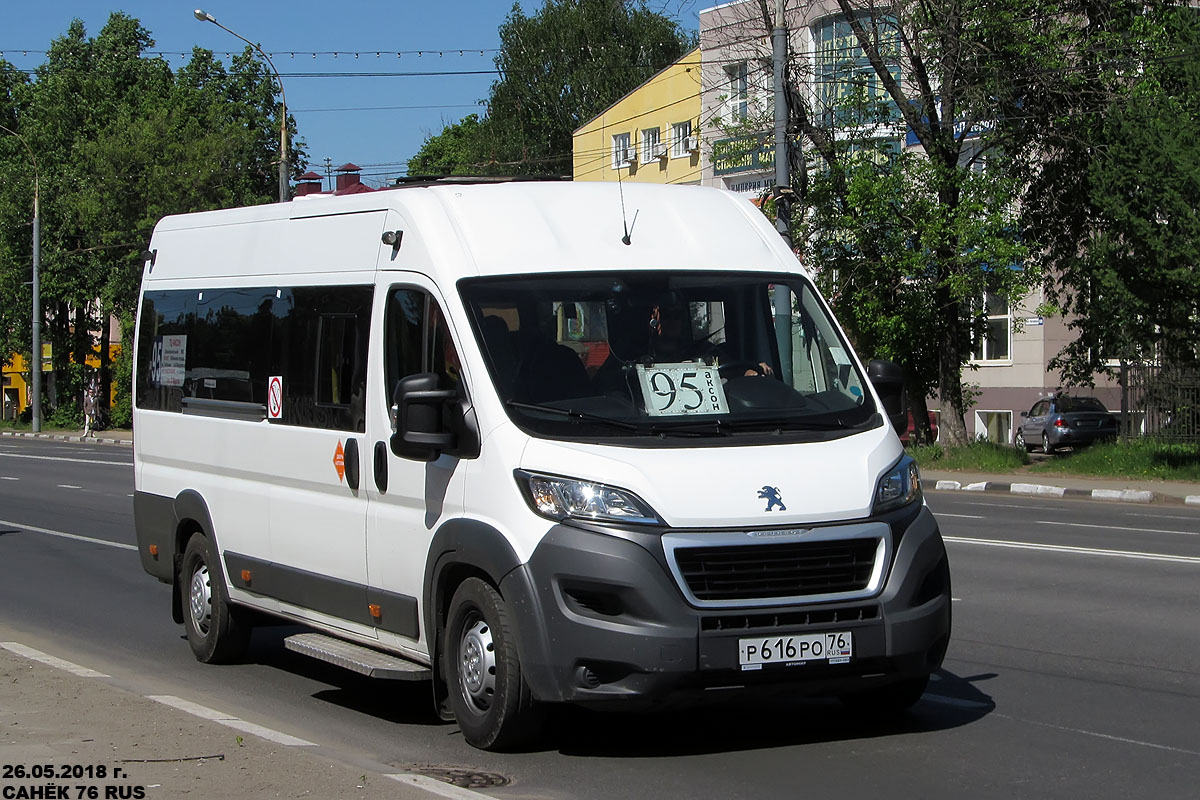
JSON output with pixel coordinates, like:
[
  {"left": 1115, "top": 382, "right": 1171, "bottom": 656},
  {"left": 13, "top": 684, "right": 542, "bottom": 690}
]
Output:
[{"left": 718, "top": 360, "right": 766, "bottom": 380}]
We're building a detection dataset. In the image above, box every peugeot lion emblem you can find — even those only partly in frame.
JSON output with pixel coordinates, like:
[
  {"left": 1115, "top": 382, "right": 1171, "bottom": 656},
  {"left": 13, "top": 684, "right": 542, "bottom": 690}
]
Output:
[{"left": 757, "top": 485, "right": 786, "bottom": 512}]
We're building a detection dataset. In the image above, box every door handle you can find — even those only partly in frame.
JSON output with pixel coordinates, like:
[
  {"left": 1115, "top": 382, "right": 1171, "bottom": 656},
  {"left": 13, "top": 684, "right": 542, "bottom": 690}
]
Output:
[
  {"left": 344, "top": 437, "right": 361, "bottom": 491},
  {"left": 373, "top": 441, "right": 388, "bottom": 494}
]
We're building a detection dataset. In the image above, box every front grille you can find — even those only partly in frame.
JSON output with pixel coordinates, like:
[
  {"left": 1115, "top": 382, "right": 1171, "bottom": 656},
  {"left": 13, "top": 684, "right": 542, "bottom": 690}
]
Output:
[
  {"left": 673, "top": 538, "right": 879, "bottom": 602},
  {"left": 701, "top": 604, "right": 879, "bottom": 632}
]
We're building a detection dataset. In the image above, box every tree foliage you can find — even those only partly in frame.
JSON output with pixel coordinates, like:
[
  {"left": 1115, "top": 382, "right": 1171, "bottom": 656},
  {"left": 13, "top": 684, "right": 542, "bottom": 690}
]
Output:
[
  {"left": 409, "top": 0, "right": 693, "bottom": 177},
  {"left": 0, "top": 13, "right": 301, "bottom": 421},
  {"left": 1022, "top": 1, "right": 1200, "bottom": 383},
  {"left": 712, "top": 0, "right": 1051, "bottom": 444}
]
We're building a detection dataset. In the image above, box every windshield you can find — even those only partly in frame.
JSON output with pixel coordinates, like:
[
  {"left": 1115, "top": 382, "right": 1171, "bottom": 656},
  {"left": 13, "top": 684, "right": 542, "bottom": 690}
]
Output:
[
  {"left": 459, "top": 272, "right": 879, "bottom": 441},
  {"left": 1057, "top": 396, "right": 1108, "bottom": 413}
]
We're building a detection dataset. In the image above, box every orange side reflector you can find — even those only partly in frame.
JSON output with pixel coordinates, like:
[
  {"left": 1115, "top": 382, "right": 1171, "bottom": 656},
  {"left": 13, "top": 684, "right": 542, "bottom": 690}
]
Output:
[
  {"left": 368, "top": 604, "right": 382, "bottom": 618},
  {"left": 241, "top": 569, "right": 252, "bottom": 583},
  {"left": 148, "top": 544, "right": 159, "bottom": 557}
]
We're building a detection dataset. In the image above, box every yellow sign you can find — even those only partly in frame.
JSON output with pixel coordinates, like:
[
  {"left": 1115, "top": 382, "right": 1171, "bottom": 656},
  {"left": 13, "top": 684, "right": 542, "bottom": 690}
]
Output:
[{"left": 41, "top": 342, "right": 52, "bottom": 372}]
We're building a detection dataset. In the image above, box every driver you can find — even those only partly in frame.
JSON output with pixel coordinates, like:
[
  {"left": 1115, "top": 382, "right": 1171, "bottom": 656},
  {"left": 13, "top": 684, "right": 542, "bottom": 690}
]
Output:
[{"left": 651, "top": 300, "right": 773, "bottom": 377}]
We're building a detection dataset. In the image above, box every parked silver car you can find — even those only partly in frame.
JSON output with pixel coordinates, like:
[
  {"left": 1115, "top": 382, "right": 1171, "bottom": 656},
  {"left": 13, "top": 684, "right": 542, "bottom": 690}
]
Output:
[{"left": 1015, "top": 395, "right": 1119, "bottom": 453}]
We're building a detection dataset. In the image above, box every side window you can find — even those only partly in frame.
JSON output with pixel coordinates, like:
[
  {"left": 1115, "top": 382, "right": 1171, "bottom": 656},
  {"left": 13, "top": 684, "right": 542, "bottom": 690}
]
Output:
[
  {"left": 136, "top": 284, "right": 372, "bottom": 432},
  {"left": 384, "top": 287, "right": 461, "bottom": 403}
]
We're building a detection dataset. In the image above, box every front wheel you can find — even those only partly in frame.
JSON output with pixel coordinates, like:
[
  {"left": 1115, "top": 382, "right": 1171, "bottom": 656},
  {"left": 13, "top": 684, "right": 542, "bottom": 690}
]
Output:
[
  {"left": 444, "top": 578, "right": 544, "bottom": 751},
  {"left": 180, "top": 532, "right": 250, "bottom": 664},
  {"left": 1015, "top": 429, "right": 1031, "bottom": 452}
]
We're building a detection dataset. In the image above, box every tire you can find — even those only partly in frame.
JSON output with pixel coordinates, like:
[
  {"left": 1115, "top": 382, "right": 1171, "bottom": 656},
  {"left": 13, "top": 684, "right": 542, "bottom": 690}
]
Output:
[
  {"left": 840, "top": 674, "right": 930, "bottom": 715},
  {"left": 1014, "top": 429, "right": 1032, "bottom": 452},
  {"left": 1042, "top": 430, "right": 1056, "bottom": 455},
  {"left": 443, "top": 577, "right": 545, "bottom": 751},
  {"left": 180, "top": 532, "right": 250, "bottom": 664}
]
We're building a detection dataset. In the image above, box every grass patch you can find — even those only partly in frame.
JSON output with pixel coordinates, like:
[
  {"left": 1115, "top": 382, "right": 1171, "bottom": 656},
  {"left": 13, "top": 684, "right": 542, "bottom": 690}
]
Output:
[
  {"left": 1027, "top": 440, "right": 1200, "bottom": 481},
  {"left": 909, "top": 441, "right": 1030, "bottom": 473}
]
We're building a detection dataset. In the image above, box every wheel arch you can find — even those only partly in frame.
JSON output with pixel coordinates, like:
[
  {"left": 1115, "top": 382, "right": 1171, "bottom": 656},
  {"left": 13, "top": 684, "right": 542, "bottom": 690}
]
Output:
[
  {"left": 423, "top": 519, "right": 528, "bottom": 719},
  {"left": 170, "top": 490, "right": 224, "bottom": 625}
]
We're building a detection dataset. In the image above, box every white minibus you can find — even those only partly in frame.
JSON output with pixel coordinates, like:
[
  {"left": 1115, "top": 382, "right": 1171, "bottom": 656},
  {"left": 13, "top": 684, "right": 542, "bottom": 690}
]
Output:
[{"left": 133, "top": 181, "right": 950, "bottom": 750}]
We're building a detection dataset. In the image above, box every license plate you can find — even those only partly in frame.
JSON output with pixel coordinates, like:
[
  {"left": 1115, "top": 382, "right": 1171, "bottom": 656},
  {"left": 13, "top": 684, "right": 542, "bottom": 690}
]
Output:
[{"left": 738, "top": 632, "right": 853, "bottom": 671}]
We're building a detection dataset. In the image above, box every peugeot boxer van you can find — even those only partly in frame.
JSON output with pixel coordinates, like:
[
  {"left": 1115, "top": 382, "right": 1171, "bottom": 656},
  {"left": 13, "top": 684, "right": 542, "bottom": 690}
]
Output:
[{"left": 133, "top": 181, "right": 950, "bottom": 751}]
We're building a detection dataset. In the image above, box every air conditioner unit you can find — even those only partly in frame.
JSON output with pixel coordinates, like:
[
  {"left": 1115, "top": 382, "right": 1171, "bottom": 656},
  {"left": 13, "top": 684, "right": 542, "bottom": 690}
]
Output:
[
  {"left": 628, "top": 149, "right": 639, "bottom": 165},
  {"left": 684, "top": 135, "right": 698, "bottom": 153},
  {"left": 653, "top": 142, "right": 668, "bottom": 160}
]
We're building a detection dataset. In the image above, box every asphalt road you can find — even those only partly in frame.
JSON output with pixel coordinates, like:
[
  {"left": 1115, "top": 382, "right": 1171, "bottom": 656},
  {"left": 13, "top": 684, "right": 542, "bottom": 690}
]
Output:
[{"left": 1, "top": 437, "right": 1197, "bottom": 799}]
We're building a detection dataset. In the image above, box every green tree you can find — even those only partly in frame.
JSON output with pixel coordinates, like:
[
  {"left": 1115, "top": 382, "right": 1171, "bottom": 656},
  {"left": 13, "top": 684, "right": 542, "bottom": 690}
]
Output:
[
  {"left": 1022, "top": 2, "right": 1200, "bottom": 383},
  {"left": 0, "top": 13, "right": 299, "bottom": 424},
  {"left": 410, "top": 0, "right": 693, "bottom": 176},
  {"left": 712, "top": 0, "right": 1052, "bottom": 444}
]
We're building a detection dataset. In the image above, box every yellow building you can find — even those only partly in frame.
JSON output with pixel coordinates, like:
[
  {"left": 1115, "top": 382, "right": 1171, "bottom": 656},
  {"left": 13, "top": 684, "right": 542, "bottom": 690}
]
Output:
[
  {"left": 2, "top": 344, "right": 121, "bottom": 421},
  {"left": 573, "top": 47, "right": 702, "bottom": 185}
]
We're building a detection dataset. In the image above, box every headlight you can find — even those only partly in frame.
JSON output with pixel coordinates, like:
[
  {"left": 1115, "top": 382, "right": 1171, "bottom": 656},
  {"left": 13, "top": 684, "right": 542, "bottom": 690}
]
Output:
[
  {"left": 517, "top": 471, "right": 661, "bottom": 525},
  {"left": 873, "top": 455, "right": 922, "bottom": 513}
]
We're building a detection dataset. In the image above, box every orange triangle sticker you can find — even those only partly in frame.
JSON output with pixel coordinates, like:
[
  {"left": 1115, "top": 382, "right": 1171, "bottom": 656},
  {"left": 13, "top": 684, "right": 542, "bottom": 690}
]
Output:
[{"left": 333, "top": 440, "right": 346, "bottom": 482}]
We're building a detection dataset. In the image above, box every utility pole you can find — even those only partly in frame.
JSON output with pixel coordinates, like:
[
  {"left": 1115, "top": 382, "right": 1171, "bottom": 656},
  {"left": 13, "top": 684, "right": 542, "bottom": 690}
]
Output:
[
  {"left": 0, "top": 123, "right": 42, "bottom": 432},
  {"left": 771, "top": 0, "right": 793, "bottom": 383}
]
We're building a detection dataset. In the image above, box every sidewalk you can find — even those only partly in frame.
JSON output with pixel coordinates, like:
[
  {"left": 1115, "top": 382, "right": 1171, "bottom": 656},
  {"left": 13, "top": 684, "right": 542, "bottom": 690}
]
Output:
[
  {"left": 0, "top": 428, "right": 133, "bottom": 446},
  {"left": 0, "top": 643, "right": 454, "bottom": 800}
]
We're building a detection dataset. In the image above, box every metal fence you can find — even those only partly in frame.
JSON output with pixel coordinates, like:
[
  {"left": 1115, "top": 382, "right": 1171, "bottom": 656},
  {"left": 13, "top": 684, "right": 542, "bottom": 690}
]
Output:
[{"left": 1120, "top": 365, "right": 1200, "bottom": 443}]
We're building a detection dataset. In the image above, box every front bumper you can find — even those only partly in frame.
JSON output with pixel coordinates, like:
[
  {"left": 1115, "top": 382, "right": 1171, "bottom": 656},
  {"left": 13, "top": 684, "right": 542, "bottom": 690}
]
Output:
[{"left": 500, "top": 503, "right": 951, "bottom": 707}]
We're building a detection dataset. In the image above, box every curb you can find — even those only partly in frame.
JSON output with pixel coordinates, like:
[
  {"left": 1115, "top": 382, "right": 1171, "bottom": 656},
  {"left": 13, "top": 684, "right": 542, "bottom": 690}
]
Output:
[
  {"left": 0, "top": 430, "right": 131, "bottom": 446},
  {"left": 932, "top": 478, "right": 1199, "bottom": 506}
]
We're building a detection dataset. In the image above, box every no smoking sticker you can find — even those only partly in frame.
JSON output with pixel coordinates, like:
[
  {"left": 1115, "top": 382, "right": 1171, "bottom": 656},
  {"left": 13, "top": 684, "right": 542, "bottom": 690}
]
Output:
[{"left": 268, "top": 375, "right": 283, "bottom": 419}]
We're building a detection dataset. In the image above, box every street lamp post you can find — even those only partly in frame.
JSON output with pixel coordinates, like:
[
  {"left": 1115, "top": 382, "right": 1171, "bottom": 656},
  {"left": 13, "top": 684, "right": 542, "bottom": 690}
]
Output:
[
  {"left": 0, "top": 123, "right": 42, "bottom": 432},
  {"left": 193, "top": 9, "right": 290, "bottom": 202}
]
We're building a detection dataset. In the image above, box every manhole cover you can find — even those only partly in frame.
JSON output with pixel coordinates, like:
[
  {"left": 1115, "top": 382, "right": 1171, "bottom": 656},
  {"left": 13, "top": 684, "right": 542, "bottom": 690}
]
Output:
[{"left": 403, "top": 765, "right": 511, "bottom": 789}]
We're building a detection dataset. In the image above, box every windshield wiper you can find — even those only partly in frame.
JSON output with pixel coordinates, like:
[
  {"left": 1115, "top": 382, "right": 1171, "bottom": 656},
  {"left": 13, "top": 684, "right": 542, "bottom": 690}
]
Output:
[{"left": 505, "top": 400, "right": 641, "bottom": 431}]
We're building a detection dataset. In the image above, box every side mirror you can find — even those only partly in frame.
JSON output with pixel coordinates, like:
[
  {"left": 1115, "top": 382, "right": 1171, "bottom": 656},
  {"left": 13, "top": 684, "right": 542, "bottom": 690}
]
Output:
[
  {"left": 1020, "top": 411, "right": 1028, "bottom": 418},
  {"left": 867, "top": 359, "right": 907, "bottom": 434},
  {"left": 390, "top": 372, "right": 456, "bottom": 462}
]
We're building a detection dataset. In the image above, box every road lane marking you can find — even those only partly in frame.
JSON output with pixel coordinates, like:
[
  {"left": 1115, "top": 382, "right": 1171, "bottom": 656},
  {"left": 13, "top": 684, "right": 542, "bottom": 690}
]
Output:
[
  {"left": 57, "top": 484, "right": 83, "bottom": 490},
  {"left": 946, "top": 501, "right": 1070, "bottom": 512},
  {"left": 944, "top": 536, "right": 1200, "bottom": 564},
  {"left": 1036, "top": 520, "right": 1197, "bottom": 536},
  {"left": 936, "top": 513, "right": 985, "bottom": 519},
  {"left": 0, "top": 517, "right": 136, "bottom": 551},
  {"left": 995, "top": 713, "right": 1200, "bottom": 757},
  {"left": 1, "top": 642, "right": 110, "bottom": 677},
  {"left": 1126, "top": 512, "right": 1200, "bottom": 521},
  {"left": 386, "top": 774, "right": 496, "bottom": 800},
  {"left": 0, "top": 476, "right": 18, "bottom": 480},
  {"left": 0, "top": 452, "right": 130, "bottom": 466},
  {"left": 148, "top": 695, "right": 316, "bottom": 746}
]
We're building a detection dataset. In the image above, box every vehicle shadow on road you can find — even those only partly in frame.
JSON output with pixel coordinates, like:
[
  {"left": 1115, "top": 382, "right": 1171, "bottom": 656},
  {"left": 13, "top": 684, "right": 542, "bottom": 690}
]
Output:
[
  {"left": 243, "top": 626, "right": 446, "bottom": 727},
  {"left": 548, "top": 668, "right": 996, "bottom": 758}
]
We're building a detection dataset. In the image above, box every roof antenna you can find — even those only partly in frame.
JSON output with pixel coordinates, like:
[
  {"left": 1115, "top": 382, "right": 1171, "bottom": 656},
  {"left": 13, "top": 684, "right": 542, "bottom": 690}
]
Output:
[{"left": 617, "top": 162, "right": 638, "bottom": 245}]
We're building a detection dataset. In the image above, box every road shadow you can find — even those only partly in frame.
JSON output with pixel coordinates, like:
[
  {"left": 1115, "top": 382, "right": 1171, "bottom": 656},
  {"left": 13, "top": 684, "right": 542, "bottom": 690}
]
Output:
[
  {"left": 240, "top": 624, "right": 446, "bottom": 728},
  {"left": 545, "top": 668, "right": 996, "bottom": 758}
]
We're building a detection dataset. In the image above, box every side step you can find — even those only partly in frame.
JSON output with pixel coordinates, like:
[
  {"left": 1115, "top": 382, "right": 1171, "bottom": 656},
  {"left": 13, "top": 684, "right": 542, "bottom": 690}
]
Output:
[{"left": 284, "top": 633, "right": 431, "bottom": 681}]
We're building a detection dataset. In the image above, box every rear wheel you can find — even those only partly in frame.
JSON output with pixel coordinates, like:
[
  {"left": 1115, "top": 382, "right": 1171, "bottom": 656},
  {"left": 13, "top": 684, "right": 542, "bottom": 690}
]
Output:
[
  {"left": 180, "top": 532, "right": 250, "bottom": 664},
  {"left": 444, "top": 578, "right": 544, "bottom": 751},
  {"left": 1042, "top": 430, "right": 1056, "bottom": 454}
]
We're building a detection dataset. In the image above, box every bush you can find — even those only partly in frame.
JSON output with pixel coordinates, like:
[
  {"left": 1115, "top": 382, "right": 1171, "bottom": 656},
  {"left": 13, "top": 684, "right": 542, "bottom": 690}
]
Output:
[{"left": 47, "top": 403, "right": 82, "bottom": 429}]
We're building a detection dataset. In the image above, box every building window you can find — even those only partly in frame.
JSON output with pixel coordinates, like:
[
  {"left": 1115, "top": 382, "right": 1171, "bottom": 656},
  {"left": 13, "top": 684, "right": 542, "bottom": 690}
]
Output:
[
  {"left": 725, "top": 62, "right": 748, "bottom": 121},
  {"left": 641, "top": 127, "right": 662, "bottom": 163},
  {"left": 813, "top": 13, "right": 901, "bottom": 127},
  {"left": 672, "top": 121, "right": 693, "bottom": 158},
  {"left": 612, "top": 132, "right": 632, "bottom": 169},
  {"left": 972, "top": 290, "right": 1011, "bottom": 361},
  {"left": 974, "top": 410, "right": 1012, "bottom": 444}
]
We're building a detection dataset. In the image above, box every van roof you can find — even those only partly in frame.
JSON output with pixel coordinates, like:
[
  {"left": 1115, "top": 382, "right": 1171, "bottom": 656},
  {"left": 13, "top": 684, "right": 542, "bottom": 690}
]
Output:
[{"left": 147, "top": 181, "right": 807, "bottom": 283}]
